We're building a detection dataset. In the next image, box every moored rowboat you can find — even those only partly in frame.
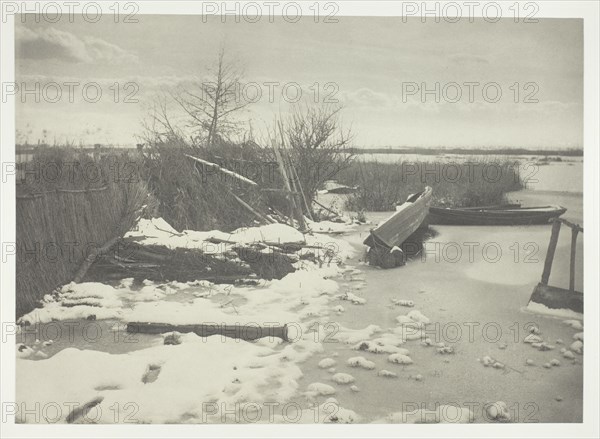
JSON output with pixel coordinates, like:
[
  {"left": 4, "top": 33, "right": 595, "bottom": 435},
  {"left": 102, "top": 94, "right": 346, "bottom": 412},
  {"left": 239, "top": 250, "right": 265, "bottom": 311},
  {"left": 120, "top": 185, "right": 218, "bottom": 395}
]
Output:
[{"left": 428, "top": 205, "right": 567, "bottom": 226}]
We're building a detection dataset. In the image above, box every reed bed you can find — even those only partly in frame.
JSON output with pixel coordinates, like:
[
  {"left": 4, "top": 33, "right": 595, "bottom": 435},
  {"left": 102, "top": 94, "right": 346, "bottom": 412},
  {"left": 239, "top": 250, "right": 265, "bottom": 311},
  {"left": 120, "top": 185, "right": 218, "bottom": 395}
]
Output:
[{"left": 337, "top": 157, "right": 524, "bottom": 211}]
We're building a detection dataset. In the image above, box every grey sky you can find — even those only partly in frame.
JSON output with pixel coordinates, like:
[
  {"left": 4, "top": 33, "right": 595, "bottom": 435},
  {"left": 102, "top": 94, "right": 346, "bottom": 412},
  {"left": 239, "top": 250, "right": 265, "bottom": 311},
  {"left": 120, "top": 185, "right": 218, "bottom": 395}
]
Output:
[{"left": 16, "top": 16, "right": 583, "bottom": 148}]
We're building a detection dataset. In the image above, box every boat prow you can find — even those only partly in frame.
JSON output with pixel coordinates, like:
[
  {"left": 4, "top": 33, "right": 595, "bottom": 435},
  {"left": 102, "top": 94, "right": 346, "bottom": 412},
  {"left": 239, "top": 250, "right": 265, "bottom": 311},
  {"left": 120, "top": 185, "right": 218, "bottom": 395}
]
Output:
[{"left": 364, "top": 187, "right": 432, "bottom": 267}]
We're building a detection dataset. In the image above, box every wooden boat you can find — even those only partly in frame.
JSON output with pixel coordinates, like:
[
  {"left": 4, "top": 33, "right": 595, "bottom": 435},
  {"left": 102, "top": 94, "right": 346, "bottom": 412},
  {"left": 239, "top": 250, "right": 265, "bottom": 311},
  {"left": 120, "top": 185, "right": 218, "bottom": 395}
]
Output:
[
  {"left": 364, "top": 187, "right": 433, "bottom": 249},
  {"left": 428, "top": 205, "right": 566, "bottom": 226}
]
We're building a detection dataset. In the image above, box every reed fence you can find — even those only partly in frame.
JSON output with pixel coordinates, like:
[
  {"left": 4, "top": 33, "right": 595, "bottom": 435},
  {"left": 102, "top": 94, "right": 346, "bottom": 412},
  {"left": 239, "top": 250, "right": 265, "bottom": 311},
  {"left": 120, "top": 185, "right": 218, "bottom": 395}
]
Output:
[{"left": 16, "top": 149, "right": 149, "bottom": 317}]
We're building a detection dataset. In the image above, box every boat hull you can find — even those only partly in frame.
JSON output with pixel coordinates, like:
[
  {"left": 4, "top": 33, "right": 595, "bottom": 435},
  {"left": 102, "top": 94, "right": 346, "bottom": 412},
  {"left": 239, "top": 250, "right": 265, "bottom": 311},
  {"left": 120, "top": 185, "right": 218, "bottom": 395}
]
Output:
[
  {"left": 364, "top": 187, "right": 433, "bottom": 248},
  {"left": 428, "top": 205, "right": 567, "bottom": 226}
]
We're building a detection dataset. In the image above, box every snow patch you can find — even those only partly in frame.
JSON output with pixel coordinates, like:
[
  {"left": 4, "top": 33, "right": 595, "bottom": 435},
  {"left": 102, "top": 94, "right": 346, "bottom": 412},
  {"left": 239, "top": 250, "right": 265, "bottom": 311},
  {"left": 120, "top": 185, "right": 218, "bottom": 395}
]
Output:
[
  {"left": 346, "top": 356, "right": 376, "bottom": 370},
  {"left": 318, "top": 358, "right": 336, "bottom": 369},
  {"left": 387, "top": 353, "right": 413, "bottom": 365},
  {"left": 331, "top": 373, "right": 355, "bottom": 384},
  {"left": 306, "top": 382, "right": 336, "bottom": 397}
]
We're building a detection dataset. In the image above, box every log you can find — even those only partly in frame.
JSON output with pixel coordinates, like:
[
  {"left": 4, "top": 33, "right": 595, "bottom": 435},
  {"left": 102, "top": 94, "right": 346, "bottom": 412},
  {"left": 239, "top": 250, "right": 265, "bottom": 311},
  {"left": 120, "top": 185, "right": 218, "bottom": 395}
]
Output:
[{"left": 127, "top": 322, "right": 289, "bottom": 342}]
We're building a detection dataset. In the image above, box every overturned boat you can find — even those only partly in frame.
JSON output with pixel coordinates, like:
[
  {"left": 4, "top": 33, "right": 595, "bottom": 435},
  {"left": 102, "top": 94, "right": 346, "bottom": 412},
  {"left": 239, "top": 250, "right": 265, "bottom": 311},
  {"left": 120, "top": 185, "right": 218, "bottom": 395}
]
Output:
[
  {"left": 428, "top": 204, "right": 567, "bottom": 226},
  {"left": 364, "top": 187, "right": 433, "bottom": 268}
]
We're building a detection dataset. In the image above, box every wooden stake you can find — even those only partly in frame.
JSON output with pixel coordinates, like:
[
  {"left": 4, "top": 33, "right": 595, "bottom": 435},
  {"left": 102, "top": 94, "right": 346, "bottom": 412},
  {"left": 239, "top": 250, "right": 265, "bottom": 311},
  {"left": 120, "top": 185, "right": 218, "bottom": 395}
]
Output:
[
  {"left": 277, "top": 120, "right": 309, "bottom": 228},
  {"left": 227, "top": 189, "right": 275, "bottom": 224},
  {"left": 289, "top": 160, "right": 314, "bottom": 221},
  {"left": 540, "top": 219, "right": 561, "bottom": 286},
  {"left": 569, "top": 227, "right": 579, "bottom": 292},
  {"left": 312, "top": 198, "right": 341, "bottom": 218},
  {"left": 272, "top": 142, "right": 294, "bottom": 222},
  {"left": 272, "top": 127, "right": 306, "bottom": 230}
]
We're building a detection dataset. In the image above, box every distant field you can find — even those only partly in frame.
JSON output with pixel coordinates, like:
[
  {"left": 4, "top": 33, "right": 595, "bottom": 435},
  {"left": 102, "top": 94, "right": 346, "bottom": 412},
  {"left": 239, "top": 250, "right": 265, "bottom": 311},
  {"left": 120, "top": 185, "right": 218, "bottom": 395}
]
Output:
[{"left": 348, "top": 147, "right": 583, "bottom": 156}]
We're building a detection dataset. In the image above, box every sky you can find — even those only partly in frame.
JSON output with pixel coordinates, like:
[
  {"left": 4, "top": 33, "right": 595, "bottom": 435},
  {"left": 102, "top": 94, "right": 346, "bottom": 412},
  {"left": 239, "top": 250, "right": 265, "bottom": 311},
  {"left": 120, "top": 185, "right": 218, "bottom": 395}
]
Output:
[{"left": 15, "top": 15, "right": 583, "bottom": 148}]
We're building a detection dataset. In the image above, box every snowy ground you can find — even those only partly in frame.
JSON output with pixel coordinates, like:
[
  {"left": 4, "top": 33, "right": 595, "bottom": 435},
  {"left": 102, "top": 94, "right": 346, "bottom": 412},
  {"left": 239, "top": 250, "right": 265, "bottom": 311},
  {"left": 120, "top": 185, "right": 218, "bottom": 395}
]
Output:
[
  {"left": 16, "top": 219, "right": 364, "bottom": 424},
  {"left": 16, "top": 190, "right": 584, "bottom": 424}
]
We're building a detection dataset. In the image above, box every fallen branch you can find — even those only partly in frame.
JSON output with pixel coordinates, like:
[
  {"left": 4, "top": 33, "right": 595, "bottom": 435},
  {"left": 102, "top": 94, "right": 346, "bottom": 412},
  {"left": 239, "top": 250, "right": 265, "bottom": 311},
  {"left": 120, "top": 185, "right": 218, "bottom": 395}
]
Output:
[
  {"left": 73, "top": 236, "right": 122, "bottom": 283},
  {"left": 185, "top": 154, "right": 258, "bottom": 186},
  {"left": 312, "top": 199, "right": 341, "bottom": 218}
]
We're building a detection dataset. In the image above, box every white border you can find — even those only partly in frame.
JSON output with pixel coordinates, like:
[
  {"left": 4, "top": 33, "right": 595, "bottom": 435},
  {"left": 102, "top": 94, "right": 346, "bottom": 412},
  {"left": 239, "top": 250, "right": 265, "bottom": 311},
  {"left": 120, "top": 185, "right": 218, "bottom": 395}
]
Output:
[{"left": 1, "top": 1, "right": 599, "bottom": 438}]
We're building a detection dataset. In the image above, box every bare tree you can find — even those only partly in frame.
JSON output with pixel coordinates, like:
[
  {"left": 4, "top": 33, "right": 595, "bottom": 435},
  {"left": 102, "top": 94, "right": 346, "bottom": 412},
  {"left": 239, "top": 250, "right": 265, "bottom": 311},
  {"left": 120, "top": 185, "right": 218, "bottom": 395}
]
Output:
[
  {"left": 281, "top": 104, "right": 354, "bottom": 210},
  {"left": 140, "top": 94, "right": 183, "bottom": 145},
  {"left": 174, "top": 48, "right": 249, "bottom": 147}
]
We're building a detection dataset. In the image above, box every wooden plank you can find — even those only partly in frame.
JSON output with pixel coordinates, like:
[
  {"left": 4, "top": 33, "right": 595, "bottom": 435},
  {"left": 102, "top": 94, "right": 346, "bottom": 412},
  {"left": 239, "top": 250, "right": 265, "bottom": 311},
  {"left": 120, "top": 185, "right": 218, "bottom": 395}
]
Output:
[
  {"left": 540, "top": 219, "right": 562, "bottom": 285},
  {"left": 559, "top": 218, "right": 584, "bottom": 233}
]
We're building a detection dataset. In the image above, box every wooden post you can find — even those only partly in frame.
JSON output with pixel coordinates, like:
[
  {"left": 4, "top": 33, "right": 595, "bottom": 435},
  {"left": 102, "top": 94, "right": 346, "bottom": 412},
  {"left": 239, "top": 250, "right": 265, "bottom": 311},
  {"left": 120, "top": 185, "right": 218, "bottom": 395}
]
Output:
[
  {"left": 227, "top": 189, "right": 275, "bottom": 225},
  {"left": 540, "top": 219, "right": 561, "bottom": 285},
  {"left": 569, "top": 227, "right": 579, "bottom": 292},
  {"left": 277, "top": 121, "right": 310, "bottom": 226},
  {"left": 289, "top": 159, "right": 314, "bottom": 222},
  {"left": 272, "top": 133, "right": 306, "bottom": 230},
  {"left": 272, "top": 141, "right": 294, "bottom": 222},
  {"left": 312, "top": 198, "right": 341, "bottom": 218}
]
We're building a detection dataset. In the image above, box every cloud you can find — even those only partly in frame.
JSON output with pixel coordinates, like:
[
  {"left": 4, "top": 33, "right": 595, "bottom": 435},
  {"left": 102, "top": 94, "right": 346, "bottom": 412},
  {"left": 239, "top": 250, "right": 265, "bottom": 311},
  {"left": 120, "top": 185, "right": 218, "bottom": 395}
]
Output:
[
  {"left": 447, "top": 53, "right": 489, "bottom": 65},
  {"left": 16, "top": 26, "right": 137, "bottom": 64},
  {"left": 341, "top": 87, "right": 395, "bottom": 107}
]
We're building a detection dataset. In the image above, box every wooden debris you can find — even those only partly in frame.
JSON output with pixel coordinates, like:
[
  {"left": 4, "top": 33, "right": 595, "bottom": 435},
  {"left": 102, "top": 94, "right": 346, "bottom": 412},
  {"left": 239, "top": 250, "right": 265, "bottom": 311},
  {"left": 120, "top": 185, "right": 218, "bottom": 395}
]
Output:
[
  {"left": 127, "top": 322, "right": 289, "bottom": 342},
  {"left": 185, "top": 154, "right": 258, "bottom": 186}
]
